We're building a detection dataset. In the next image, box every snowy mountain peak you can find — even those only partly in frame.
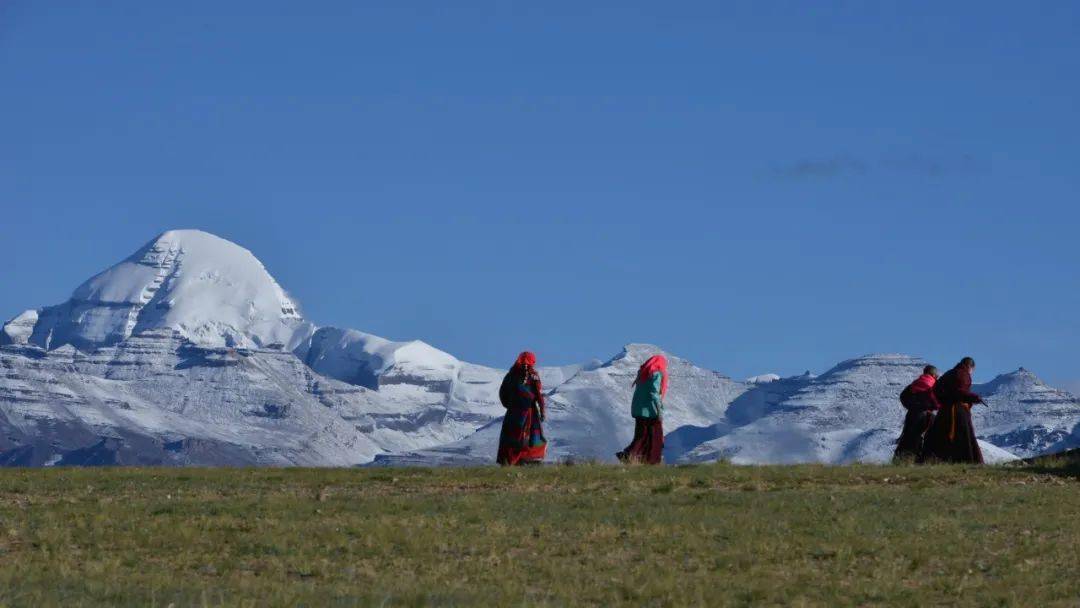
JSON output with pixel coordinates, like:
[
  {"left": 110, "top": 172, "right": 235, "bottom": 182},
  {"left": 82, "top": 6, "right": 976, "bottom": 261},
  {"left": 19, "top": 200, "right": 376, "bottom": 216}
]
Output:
[
  {"left": 0, "top": 310, "right": 38, "bottom": 346},
  {"left": 979, "top": 367, "right": 1048, "bottom": 393},
  {"left": 10, "top": 230, "right": 313, "bottom": 351},
  {"left": 1004, "top": 367, "right": 1040, "bottom": 382},
  {"left": 296, "top": 326, "right": 459, "bottom": 389},
  {"left": 817, "top": 353, "right": 928, "bottom": 380},
  {"left": 609, "top": 343, "right": 669, "bottom": 366},
  {"left": 3, "top": 232, "right": 1079, "bottom": 468}
]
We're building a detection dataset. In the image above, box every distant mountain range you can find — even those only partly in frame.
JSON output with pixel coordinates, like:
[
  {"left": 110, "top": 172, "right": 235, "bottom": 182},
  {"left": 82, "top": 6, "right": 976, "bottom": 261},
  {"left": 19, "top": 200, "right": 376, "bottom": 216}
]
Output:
[{"left": 2, "top": 230, "right": 1077, "bottom": 466}]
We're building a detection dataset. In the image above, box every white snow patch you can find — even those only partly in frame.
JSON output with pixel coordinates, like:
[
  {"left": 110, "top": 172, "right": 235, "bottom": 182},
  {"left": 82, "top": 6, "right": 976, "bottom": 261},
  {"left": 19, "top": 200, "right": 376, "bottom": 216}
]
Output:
[
  {"left": 25, "top": 230, "right": 313, "bottom": 351},
  {"left": 2, "top": 231, "right": 1077, "bottom": 468},
  {"left": 1, "top": 309, "right": 38, "bottom": 345}
]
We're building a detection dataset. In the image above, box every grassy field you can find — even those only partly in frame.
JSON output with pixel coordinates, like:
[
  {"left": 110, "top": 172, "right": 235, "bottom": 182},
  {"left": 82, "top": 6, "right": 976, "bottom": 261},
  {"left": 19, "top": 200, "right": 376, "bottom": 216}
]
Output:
[{"left": 1, "top": 457, "right": 1079, "bottom": 607}]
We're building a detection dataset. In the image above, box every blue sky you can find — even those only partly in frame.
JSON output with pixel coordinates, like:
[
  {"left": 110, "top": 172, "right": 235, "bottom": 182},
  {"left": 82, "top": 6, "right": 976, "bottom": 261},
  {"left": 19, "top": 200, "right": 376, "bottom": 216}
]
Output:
[{"left": 1, "top": 2, "right": 1077, "bottom": 388}]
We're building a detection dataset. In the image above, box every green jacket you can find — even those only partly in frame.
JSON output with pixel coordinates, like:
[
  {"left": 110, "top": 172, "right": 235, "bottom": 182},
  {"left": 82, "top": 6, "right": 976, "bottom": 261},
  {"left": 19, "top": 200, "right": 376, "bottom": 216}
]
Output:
[{"left": 631, "top": 371, "right": 664, "bottom": 419}]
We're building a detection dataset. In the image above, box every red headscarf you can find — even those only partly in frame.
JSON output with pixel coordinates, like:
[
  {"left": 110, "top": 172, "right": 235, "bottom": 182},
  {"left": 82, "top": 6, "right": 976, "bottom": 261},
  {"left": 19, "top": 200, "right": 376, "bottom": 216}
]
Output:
[
  {"left": 514, "top": 351, "right": 537, "bottom": 371},
  {"left": 634, "top": 354, "right": 669, "bottom": 397}
]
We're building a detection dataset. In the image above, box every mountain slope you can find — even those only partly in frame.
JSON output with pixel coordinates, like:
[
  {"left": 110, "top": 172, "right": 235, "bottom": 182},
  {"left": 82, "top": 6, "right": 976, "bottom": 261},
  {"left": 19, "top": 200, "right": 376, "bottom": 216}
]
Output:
[
  {"left": 374, "top": 344, "right": 750, "bottom": 465},
  {"left": 0, "top": 332, "right": 386, "bottom": 465},
  {"left": 385, "top": 353, "right": 1080, "bottom": 466},
  {"left": 2, "top": 230, "right": 1079, "bottom": 467},
  {"left": 673, "top": 355, "right": 1080, "bottom": 465},
  {"left": 973, "top": 368, "right": 1080, "bottom": 456}
]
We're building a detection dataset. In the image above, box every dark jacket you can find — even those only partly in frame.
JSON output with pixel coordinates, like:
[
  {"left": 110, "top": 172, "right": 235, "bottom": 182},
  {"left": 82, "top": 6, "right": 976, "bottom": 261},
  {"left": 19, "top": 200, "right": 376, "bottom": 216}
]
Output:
[
  {"left": 933, "top": 366, "right": 981, "bottom": 406},
  {"left": 499, "top": 367, "right": 545, "bottom": 415}
]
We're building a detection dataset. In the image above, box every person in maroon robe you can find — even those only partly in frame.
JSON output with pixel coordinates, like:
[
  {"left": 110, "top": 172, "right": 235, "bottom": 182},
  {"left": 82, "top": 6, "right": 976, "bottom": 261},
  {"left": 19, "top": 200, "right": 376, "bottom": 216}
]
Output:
[
  {"left": 920, "top": 357, "right": 985, "bottom": 464},
  {"left": 893, "top": 365, "right": 940, "bottom": 462}
]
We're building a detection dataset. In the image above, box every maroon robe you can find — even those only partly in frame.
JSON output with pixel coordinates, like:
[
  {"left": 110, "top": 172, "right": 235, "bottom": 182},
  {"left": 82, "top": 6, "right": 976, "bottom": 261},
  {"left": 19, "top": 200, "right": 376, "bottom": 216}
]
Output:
[
  {"left": 920, "top": 366, "right": 984, "bottom": 464},
  {"left": 894, "top": 373, "right": 939, "bottom": 461},
  {"left": 617, "top": 417, "right": 664, "bottom": 465}
]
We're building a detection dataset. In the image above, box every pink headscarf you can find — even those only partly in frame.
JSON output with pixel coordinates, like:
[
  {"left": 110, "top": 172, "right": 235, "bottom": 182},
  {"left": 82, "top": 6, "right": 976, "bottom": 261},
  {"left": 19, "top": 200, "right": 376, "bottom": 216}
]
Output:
[{"left": 634, "top": 354, "right": 669, "bottom": 396}]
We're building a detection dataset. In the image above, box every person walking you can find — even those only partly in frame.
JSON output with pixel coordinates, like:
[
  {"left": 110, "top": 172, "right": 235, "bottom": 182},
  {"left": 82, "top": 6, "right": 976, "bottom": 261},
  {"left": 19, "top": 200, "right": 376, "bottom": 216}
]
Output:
[
  {"left": 496, "top": 351, "right": 547, "bottom": 465},
  {"left": 616, "top": 354, "right": 668, "bottom": 465},
  {"left": 920, "top": 357, "right": 985, "bottom": 464},
  {"left": 893, "top": 365, "right": 940, "bottom": 462}
]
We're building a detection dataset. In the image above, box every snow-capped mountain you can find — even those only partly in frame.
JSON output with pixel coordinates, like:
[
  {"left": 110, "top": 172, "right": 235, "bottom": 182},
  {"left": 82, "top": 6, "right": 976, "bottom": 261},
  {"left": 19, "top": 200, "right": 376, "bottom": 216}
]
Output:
[
  {"left": 673, "top": 354, "right": 1025, "bottom": 465},
  {"left": 0, "top": 230, "right": 505, "bottom": 465},
  {"left": 0, "top": 331, "right": 387, "bottom": 466},
  {"left": 373, "top": 344, "right": 747, "bottom": 466},
  {"left": 2, "top": 230, "right": 1079, "bottom": 467},
  {"left": 972, "top": 368, "right": 1080, "bottom": 456},
  {"left": 7, "top": 231, "right": 312, "bottom": 351}
]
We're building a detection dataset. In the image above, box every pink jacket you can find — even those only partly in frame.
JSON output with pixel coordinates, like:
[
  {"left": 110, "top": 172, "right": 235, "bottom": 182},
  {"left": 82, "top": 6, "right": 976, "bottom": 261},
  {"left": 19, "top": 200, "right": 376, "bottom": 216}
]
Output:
[{"left": 902, "top": 373, "right": 941, "bottom": 411}]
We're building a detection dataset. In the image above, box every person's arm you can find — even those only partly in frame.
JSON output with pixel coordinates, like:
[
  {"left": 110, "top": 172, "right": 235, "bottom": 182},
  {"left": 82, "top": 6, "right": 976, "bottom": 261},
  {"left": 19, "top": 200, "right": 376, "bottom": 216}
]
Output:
[
  {"left": 650, "top": 372, "right": 664, "bottom": 419},
  {"left": 955, "top": 371, "right": 982, "bottom": 404},
  {"left": 533, "top": 374, "right": 546, "bottom": 420},
  {"left": 498, "top": 373, "right": 513, "bottom": 409},
  {"left": 927, "top": 388, "right": 942, "bottom": 411}
]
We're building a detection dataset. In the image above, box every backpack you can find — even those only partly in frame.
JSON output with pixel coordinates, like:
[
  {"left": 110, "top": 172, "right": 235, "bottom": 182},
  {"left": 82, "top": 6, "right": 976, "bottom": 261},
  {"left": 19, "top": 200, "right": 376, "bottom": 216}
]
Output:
[
  {"left": 899, "top": 385, "right": 919, "bottom": 410},
  {"left": 500, "top": 369, "right": 536, "bottom": 410}
]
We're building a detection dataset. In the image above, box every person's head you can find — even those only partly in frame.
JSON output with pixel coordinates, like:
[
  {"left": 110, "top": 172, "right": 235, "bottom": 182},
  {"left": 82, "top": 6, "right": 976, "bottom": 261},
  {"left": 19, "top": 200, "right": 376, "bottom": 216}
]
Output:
[
  {"left": 923, "top": 365, "right": 939, "bottom": 379},
  {"left": 636, "top": 354, "right": 670, "bottom": 396},
  {"left": 958, "top": 356, "right": 975, "bottom": 371},
  {"left": 514, "top": 351, "right": 537, "bottom": 372}
]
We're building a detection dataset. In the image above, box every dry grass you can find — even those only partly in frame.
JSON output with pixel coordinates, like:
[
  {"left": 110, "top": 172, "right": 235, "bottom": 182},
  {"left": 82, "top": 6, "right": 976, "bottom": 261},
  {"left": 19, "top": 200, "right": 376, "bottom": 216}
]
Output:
[{"left": 1, "top": 460, "right": 1079, "bottom": 607}]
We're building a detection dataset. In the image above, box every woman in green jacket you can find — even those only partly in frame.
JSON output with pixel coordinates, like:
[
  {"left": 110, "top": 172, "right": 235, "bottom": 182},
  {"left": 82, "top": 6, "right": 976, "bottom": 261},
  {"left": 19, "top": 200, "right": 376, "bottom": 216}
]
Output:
[{"left": 616, "top": 354, "right": 668, "bottom": 464}]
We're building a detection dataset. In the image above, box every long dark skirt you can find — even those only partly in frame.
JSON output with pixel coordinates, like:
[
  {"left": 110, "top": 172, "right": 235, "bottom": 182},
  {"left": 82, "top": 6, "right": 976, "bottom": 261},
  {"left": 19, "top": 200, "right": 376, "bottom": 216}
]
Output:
[
  {"left": 497, "top": 406, "right": 547, "bottom": 466},
  {"left": 893, "top": 409, "right": 935, "bottom": 462},
  {"left": 920, "top": 402, "right": 984, "bottom": 464},
  {"left": 617, "top": 417, "right": 664, "bottom": 465}
]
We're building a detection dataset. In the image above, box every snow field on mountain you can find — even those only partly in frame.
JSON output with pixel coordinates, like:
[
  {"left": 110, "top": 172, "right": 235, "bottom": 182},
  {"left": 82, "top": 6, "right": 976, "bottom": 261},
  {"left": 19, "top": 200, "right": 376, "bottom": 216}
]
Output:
[{"left": 2, "top": 230, "right": 1078, "bottom": 467}]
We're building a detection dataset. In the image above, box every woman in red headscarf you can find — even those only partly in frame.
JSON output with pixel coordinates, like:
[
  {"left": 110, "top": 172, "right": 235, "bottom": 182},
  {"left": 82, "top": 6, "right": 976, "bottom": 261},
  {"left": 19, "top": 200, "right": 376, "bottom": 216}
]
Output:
[
  {"left": 617, "top": 354, "right": 668, "bottom": 465},
  {"left": 496, "top": 351, "right": 547, "bottom": 465}
]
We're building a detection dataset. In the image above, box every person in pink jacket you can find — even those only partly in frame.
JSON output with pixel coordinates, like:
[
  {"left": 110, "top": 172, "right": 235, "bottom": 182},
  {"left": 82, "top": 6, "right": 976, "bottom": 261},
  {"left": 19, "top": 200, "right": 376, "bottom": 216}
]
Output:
[{"left": 893, "top": 365, "right": 940, "bottom": 461}]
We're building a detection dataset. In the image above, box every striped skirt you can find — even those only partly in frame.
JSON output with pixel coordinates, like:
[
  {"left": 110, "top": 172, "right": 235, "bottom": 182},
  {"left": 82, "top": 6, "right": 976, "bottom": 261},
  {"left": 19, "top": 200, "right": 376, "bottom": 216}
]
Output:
[{"left": 497, "top": 406, "right": 547, "bottom": 466}]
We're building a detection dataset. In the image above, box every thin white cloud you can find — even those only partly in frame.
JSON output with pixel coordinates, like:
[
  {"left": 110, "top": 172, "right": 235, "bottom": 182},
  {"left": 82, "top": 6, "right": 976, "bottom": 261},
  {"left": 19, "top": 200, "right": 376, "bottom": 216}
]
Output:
[{"left": 770, "top": 153, "right": 985, "bottom": 181}]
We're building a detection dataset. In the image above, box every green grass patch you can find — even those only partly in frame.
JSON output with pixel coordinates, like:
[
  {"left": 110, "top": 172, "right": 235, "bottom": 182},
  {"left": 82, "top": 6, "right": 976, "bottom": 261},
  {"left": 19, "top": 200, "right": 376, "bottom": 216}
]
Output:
[{"left": 0, "top": 461, "right": 1078, "bottom": 606}]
